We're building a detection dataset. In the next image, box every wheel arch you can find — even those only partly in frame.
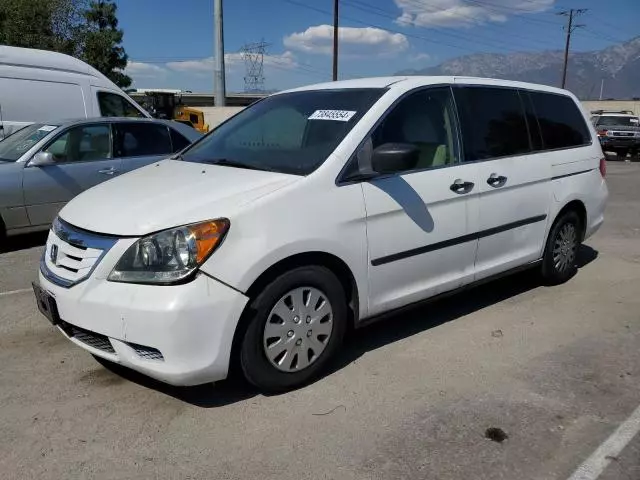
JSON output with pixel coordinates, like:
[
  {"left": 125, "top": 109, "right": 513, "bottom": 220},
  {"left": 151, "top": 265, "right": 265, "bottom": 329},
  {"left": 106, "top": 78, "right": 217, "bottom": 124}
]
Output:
[
  {"left": 553, "top": 199, "right": 587, "bottom": 240},
  {"left": 228, "top": 251, "right": 360, "bottom": 377}
]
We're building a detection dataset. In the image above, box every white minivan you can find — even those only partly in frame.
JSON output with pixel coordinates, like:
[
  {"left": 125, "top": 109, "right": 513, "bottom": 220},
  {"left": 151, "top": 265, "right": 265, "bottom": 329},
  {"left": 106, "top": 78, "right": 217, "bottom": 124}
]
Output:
[
  {"left": 0, "top": 46, "right": 148, "bottom": 139},
  {"left": 34, "top": 76, "right": 608, "bottom": 392}
]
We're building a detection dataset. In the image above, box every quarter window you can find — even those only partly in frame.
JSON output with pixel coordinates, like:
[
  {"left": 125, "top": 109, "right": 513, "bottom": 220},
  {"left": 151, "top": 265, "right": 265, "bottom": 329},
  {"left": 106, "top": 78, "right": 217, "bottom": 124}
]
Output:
[
  {"left": 529, "top": 92, "right": 590, "bottom": 149},
  {"left": 43, "top": 124, "right": 111, "bottom": 162},
  {"left": 98, "top": 92, "right": 145, "bottom": 118},
  {"left": 170, "top": 128, "right": 191, "bottom": 152},
  {"left": 454, "top": 86, "right": 530, "bottom": 161},
  {"left": 114, "top": 123, "right": 172, "bottom": 157},
  {"left": 366, "top": 87, "right": 459, "bottom": 172}
]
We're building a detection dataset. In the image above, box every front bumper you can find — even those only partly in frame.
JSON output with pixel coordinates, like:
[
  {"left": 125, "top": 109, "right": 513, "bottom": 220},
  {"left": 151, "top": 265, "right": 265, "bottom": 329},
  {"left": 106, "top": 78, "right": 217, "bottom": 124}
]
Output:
[
  {"left": 599, "top": 136, "right": 640, "bottom": 150},
  {"left": 37, "top": 269, "right": 249, "bottom": 386}
]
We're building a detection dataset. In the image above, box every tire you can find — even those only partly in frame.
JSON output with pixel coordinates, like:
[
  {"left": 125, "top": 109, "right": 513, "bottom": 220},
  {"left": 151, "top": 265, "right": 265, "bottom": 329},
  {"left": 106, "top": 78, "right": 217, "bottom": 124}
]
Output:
[
  {"left": 239, "top": 266, "right": 347, "bottom": 392},
  {"left": 541, "top": 210, "right": 581, "bottom": 285},
  {"left": 616, "top": 149, "right": 629, "bottom": 160},
  {"left": 0, "top": 221, "right": 6, "bottom": 253}
]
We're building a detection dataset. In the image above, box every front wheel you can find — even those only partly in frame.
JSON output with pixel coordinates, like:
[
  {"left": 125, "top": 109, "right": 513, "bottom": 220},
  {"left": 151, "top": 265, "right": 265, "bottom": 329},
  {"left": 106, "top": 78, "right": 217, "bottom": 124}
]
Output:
[
  {"left": 240, "top": 266, "right": 347, "bottom": 392},
  {"left": 541, "top": 210, "right": 581, "bottom": 285}
]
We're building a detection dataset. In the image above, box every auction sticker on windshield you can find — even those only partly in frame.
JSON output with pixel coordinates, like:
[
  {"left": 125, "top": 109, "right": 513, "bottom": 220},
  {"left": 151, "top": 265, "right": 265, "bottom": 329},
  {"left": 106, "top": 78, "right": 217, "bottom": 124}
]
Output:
[
  {"left": 309, "top": 110, "right": 356, "bottom": 122},
  {"left": 38, "top": 125, "right": 58, "bottom": 132}
]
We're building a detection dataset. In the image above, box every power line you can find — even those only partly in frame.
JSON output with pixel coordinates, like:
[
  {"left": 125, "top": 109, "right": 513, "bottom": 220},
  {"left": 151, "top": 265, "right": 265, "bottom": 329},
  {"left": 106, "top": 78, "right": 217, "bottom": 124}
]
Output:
[
  {"left": 278, "top": 0, "right": 496, "bottom": 53},
  {"left": 576, "top": 27, "right": 626, "bottom": 44},
  {"left": 342, "top": 0, "right": 554, "bottom": 52},
  {"left": 586, "top": 15, "right": 638, "bottom": 40},
  {"left": 461, "top": 0, "right": 564, "bottom": 26},
  {"left": 347, "top": 0, "right": 563, "bottom": 50}
]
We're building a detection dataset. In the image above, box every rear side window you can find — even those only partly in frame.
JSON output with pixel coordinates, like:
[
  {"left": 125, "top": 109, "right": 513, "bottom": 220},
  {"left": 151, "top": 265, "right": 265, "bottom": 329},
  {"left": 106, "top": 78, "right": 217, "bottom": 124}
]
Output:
[
  {"left": 170, "top": 128, "right": 191, "bottom": 152},
  {"left": 114, "top": 123, "right": 172, "bottom": 157},
  {"left": 98, "top": 92, "right": 145, "bottom": 118},
  {"left": 529, "top": 92, "right": 590, "bottom": 149},
  {"left": 454, "top": 86, "right": 530, "bottom": 161}
]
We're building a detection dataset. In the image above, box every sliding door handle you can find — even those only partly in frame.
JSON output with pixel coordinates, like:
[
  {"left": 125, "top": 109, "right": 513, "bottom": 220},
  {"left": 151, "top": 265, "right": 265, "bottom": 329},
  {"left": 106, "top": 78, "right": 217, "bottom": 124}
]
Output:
[
  {"left": 487, "top": 173, "right": 507, "bottom": 187},
  {"left": 450, "top": 179, "right": 474, "bottom": 194}
]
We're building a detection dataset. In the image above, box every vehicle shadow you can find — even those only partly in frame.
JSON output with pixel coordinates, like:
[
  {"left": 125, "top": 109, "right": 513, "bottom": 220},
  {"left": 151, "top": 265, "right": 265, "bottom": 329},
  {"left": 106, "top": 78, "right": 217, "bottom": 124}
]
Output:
[
  {"left": 94, "top": 356, "right": 258, "bottom": 408},
  {"left": 327, "top": 244, "right": 599, "bottom": 383},
  {"left": 97, "top": 245, "right": 598, "bottom": 407},
  {"left": 1, "top": 231, "right": 48, "bottom": 253}
]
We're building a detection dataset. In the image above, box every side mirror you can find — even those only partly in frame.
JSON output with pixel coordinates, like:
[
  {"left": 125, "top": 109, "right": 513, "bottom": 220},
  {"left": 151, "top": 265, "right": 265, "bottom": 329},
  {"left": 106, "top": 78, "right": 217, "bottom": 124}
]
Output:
[
  {"left": 29, "top": 152, "right": 55, "bottom": 167},
  {"left": 371, "top": 143, "right": 419, "bottom": 175}
]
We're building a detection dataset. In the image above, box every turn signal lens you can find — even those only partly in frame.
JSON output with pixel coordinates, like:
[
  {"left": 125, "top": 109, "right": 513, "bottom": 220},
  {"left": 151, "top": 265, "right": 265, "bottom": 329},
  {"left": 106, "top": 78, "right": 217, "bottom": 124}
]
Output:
[
  {"left": 599, "top": 157, "right": 606, "bottom": 178},
  {"left": 188, "top": 219, "right": 229, "bottom": 263}
]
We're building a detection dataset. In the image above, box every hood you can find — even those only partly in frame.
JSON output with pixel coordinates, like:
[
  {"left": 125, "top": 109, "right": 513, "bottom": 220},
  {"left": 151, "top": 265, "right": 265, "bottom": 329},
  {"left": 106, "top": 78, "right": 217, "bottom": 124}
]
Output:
[{"left": 59, "top": 159, "right": 300, "bottom": 236}]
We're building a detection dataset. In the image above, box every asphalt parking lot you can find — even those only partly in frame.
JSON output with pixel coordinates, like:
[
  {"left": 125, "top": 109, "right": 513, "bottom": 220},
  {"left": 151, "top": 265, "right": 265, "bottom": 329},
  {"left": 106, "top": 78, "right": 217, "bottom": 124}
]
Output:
[{"left": 1, "top": 161, "right": 639, "bottom": 480}]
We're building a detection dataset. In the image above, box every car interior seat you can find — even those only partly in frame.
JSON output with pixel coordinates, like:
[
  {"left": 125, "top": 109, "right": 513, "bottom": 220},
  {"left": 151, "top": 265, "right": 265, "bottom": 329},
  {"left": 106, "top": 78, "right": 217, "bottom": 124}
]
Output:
[{"left": 401, "top": 106, "right": 449, "bottom": 169}]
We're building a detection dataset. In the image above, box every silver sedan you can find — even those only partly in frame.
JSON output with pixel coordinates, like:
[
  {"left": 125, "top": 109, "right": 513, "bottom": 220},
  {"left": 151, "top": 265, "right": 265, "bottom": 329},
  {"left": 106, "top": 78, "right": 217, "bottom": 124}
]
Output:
[{"left": 0, "top": 118, "right": 201, "bottom": 241}]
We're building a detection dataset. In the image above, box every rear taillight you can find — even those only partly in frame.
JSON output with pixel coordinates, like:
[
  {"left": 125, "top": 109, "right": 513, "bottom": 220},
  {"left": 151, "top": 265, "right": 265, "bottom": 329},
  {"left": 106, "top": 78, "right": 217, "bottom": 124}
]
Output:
[{"left": 599, "top": 157, "right": 606, "bottom": 177}]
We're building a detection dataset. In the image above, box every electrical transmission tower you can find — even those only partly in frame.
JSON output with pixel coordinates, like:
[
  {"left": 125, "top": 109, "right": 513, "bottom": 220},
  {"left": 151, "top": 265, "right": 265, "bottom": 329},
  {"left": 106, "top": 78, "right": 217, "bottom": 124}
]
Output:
[{"left": 241, "top": 40, "right": 269, "bottom": 92}]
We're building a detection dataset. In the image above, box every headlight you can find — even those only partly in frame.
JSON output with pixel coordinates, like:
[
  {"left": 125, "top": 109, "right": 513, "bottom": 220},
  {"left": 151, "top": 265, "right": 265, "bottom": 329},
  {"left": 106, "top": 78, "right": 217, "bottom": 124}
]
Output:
[{"left": 108, "top": 219, "right": 229, "bottom": 284}]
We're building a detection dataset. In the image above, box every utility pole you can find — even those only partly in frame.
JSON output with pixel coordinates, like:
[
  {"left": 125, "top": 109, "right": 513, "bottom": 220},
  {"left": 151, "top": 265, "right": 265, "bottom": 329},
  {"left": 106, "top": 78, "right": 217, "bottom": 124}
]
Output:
[
  {"left": 214, "top": 0, "right": 226, "bottom": 106},
  {"left": 558, "top": 8, "right": 586, "bottom": 89},
  {"left": 332, "top": 0, "right": 339, "bottom": 81},
  {"left": 599, "top": 78, "right": 604, "bottom": 100}
]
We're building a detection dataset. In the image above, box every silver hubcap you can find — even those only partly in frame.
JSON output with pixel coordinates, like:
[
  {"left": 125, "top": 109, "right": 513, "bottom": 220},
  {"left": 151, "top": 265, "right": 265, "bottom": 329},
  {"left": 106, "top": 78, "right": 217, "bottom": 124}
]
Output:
[
  {"left": 263, "top": 287, "right": 333, "bottom": 373},
  {"left": 553, "top": 223, "right": 577, "bottom": 273}
]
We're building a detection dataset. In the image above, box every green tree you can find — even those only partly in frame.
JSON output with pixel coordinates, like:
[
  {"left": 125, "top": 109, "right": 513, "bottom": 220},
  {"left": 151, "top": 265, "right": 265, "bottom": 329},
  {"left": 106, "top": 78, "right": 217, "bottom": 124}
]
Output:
[
  {"left": 0, "top": 0, "right": 87, "bottom": 55},
  {"left": 0, "top": 0, "right": 57, "bottom": 50},
  {"left": 82, "top": 1, "right": 131, "bottom": 88}
]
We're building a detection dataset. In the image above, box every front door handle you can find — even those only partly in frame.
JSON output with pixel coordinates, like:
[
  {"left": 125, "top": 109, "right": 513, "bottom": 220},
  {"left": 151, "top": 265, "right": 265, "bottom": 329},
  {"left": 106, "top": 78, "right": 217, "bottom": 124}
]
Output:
[
  {"left": 450, "top": 179, "right": 474, "bottom": 194},
  {"left": 487, "top": 173, "right": 507, "bottom": 187},
  {"left": 98, "top": 167, "right": 118, "bottom": 176}
]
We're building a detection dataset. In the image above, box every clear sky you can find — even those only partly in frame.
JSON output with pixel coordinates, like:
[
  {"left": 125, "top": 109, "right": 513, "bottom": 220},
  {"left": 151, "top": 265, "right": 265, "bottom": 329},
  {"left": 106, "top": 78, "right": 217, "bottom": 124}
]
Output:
[{"left": 115, "top": 0, "right": 640, "bottom": 93}]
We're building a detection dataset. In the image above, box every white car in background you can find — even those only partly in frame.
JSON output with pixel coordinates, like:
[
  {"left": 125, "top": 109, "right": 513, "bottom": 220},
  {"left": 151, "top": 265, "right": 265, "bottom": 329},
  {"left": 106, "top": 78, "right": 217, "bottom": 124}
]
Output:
[
  {"left": 0, "top": 46, "right": 149, "bottom": 139},
  {"left": 34, "top": 76, "right": 608, "bottom": 392}
]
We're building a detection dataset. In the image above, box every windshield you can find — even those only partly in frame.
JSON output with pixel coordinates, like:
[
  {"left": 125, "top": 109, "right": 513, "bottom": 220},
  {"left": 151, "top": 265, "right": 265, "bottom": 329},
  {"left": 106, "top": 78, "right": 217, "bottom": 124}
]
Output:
[
  {"left": 180, "top": 88, "right": 385, "bottom": 175},
  {"left": 597, "top": 116, "right": 640, "bottom": 127},
  {"left": 0, "top": 124, "right": 59, "bottom": 162}
]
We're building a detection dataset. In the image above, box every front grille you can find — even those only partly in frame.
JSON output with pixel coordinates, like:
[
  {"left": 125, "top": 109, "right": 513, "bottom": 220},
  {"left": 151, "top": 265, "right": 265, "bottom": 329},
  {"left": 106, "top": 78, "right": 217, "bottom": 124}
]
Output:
[
  {"left": 41, "top": 218, "right": 118, "bottom": 288},
  {"left": 62, "top": 322, "right": 115, "bottom": 354},
  {"left": 129, "top": 343, "right": 164, "bottom": 361}
]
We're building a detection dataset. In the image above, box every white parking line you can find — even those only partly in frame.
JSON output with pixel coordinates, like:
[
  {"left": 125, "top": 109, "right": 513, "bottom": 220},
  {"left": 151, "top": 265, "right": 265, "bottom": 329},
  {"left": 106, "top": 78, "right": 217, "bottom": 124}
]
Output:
[
  {"left": 567, "top": 404, "right": 640, "bottom": 480},
  {"left": 0, "top": 288, "right": 32, "bottom": 298}
]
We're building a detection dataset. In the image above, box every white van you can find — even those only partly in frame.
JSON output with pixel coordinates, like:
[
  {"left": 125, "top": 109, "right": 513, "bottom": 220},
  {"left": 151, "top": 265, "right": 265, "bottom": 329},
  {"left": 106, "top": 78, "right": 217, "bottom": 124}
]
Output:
[
  {"left": 34, "top": 76, "right": 608, "bottom": 392},
  {"left": 0, "top": 46, "right": 149, "bottom": 139}
]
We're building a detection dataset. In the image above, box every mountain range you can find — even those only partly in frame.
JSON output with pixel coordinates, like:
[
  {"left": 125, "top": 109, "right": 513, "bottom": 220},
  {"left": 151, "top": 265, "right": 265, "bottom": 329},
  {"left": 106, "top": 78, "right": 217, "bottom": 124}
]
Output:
[{"left": 396, "top": 36, "right": 640, "bottom": 100}]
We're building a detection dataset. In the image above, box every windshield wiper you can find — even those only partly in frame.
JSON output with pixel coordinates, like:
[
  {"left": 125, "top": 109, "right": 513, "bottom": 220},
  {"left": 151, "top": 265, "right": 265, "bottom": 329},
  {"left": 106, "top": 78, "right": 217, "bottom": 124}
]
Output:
[{"left": 205, "top": 158, "right": 273, "bottom": 172}]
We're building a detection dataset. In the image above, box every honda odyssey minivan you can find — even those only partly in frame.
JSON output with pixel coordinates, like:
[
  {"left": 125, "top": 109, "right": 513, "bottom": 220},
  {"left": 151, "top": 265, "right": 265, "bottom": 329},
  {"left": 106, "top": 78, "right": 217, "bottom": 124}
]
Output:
[{"left": 33, "top": 76, "right": 608, "bottom": 392}]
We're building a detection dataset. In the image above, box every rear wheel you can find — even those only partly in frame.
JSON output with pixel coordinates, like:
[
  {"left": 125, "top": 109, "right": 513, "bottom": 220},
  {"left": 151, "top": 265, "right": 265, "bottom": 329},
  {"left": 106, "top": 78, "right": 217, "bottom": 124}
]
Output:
[
  {"left": 239, "top": 266, "right": 347, "bottom": 392},
  {"left": 541, "top": 210, "right": 581, "bottom": 285}
]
